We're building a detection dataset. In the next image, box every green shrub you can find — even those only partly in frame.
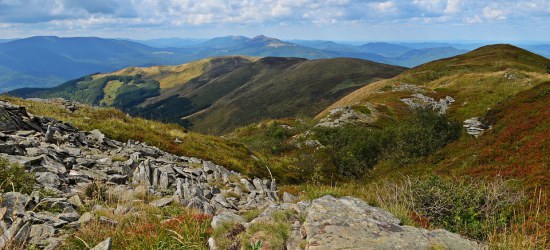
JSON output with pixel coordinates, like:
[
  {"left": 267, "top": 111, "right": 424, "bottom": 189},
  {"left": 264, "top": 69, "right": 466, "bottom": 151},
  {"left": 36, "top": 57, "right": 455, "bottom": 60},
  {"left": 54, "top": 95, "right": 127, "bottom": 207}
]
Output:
[
  {"left": 382, "top": 108, "right": 461, "bottom": 164},
  {"left": 408, "top": 176, "right": 522, "bottom": 240},
  {"left": 314, "top": 126, "right": 380, "bottom": 178},
  {"left": 0, "top": 157, "right": 34, "bottom": 194},
  {"left": 314, "top": 108, "right": 461, "bottom": 178}
]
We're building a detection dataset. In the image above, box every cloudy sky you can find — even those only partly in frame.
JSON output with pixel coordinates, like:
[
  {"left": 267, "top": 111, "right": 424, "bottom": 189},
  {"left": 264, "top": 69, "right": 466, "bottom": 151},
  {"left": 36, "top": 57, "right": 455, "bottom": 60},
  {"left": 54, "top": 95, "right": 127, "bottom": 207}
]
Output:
[{"left": 0, "top": 0, "right": 549, "bottom": 41}]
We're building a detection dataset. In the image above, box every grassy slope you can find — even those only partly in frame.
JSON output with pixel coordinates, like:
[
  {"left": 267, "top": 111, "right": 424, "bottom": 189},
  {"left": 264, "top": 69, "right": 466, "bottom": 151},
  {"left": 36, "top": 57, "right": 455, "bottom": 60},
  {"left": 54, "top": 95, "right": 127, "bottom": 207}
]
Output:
[
  {"left": 317, "top": 44, "right": 550, "bottom": 188},
  {"left": 187, "top": 57, "right": 406, "bottom": 134},
  {"left": 320, "top": 44, "right": 550, "bottom": 120},
  {"left": 9, "top": 56, "right": 405, "bottom": 135}
]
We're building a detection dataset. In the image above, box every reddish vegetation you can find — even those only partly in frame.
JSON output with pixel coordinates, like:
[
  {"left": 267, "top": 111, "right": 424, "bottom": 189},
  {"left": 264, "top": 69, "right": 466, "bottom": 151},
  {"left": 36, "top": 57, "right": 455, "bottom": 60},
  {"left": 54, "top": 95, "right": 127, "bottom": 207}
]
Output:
[{"left": 461, "top": 82, "right": 550, "bottom": 190}]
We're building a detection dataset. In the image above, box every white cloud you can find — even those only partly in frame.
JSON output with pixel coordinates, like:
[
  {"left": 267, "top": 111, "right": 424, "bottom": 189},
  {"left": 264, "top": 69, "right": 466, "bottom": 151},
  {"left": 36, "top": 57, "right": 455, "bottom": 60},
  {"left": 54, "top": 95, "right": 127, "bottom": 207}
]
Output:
[
  {"left": 465, "top": 15, "right": 482, "bottom": 23},
  {"left": 0, "top": 0, "right": 548, "bottom": 39},
  {"left": 444, "top": 0, "right": 462, "bottom": 13},
  {"left": 370, "top": 1, "right": 397, "bottom": 13},
  {"left": 482, "top": 6, "right": 506, "bottom": 20}
]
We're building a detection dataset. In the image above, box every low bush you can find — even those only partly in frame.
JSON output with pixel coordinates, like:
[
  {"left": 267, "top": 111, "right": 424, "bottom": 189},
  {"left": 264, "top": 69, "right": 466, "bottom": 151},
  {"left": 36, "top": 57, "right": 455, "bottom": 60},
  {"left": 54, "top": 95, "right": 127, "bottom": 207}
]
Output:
[
  {"left": 0, "top": 157, "right": 34, "bottom": 194},
  {"left": 383, "top": 108, "right": 461, "bottom": 164},
  {"left": 407, "top": 176, "right": 522, "bottom": 240},
  {"left": 314, "top": 108, "right": 461, "bottom": 178}
]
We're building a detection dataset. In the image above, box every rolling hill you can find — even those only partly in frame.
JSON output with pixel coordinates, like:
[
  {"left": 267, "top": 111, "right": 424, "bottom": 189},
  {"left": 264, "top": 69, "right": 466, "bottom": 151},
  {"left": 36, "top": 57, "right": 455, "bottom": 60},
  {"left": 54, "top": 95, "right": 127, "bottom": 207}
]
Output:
[
  {"left": 9, "top": 56, "right": 406, "bottom": 134},
  {"left": 316, "top": 44, "right": 550, "bottom": 186}
]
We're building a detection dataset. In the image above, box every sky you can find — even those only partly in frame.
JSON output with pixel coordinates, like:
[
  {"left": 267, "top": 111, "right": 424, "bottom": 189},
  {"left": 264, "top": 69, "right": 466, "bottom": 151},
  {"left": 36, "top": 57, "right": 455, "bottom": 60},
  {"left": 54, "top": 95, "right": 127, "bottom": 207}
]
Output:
[{"left": 0, "top": 0, "right": 549, "bottom": 42}]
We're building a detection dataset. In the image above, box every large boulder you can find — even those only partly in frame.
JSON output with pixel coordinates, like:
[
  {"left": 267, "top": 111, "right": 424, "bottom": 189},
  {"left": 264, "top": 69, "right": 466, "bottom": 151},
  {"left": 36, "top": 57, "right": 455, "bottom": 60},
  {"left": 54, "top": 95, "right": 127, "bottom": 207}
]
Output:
[{"left": 302, "top": 195, "right": 482, "bottom": 250}]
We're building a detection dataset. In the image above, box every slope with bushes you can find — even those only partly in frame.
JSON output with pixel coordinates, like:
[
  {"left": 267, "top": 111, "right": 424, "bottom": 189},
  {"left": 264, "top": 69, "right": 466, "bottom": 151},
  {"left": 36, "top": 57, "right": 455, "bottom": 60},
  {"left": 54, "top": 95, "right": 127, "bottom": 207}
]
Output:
[{"left": 315, "top": 44, "right": 550, "bottom": 187}]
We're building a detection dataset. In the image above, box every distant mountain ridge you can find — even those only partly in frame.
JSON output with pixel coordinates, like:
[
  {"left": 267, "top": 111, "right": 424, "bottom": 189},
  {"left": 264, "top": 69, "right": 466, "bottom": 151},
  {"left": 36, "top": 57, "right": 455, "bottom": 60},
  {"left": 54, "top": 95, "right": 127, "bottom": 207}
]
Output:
[
  {"left": 2, "top": 35, "right": 549, "bottom": 92},
  {"left": 0, "top": 36, "right": 189, "bottom": 91}
]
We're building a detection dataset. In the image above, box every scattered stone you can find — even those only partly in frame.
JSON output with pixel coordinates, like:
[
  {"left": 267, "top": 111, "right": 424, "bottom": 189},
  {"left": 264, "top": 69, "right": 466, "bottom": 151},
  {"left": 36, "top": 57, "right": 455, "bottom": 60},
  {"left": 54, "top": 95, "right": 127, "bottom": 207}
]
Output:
[
  {"left": 91, "top": 237, "right": 112, "bottom": 250},
  {"left": 401, "top": 94, "right": 455, "bottom": 114},
  {"left": 149, "top": 197, "right": 173, "bottom": 208},
  {"left": 76, "top": 212, "right": 94, "bottom": 225},
  {"left": 464, "top": 117, "right": 489, "bottom": 137},
  {"left": 36, "top": 172, "right": 61, "bottom": 188},
  {"left": 283, "top": 192, "right": 299, "bottom": 203},
  {"left": 211, "top": 212, "right": 246, "bottom": 229},
  {"left": 99, "top": 216, "right": 117, "bottom": 226},
  {"left": 317, "top": 103, "right": 378, "bottom": 128},
  {"left": 28, "top": 224, "right": 55, "bottom": 245},
  {"left": 1, "top": 192, "right": 31, "bottom": 218},
  {"left": 58, "top": 211, "right": 80, "bottom": 222},
  {"left": 68, "top": 195, "right": 83, "bottom": 208}
]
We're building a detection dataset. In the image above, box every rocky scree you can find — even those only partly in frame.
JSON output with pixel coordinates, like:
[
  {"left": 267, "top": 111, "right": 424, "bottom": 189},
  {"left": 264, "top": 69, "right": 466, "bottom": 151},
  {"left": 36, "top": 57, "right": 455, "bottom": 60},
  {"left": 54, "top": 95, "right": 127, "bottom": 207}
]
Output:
[{"left": 0, "top": 100, "right": 277, "bottom": 249}]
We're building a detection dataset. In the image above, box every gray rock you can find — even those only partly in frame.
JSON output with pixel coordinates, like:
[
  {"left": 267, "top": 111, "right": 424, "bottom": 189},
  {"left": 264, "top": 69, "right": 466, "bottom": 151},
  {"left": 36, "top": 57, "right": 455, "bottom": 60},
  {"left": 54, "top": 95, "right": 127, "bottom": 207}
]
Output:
[
  {"left": 36, "top": 172, "right": 60, "bottom": 188},
  {"left": 283, "top": 192, "right": 299, "bottom": 203},
  {"left": 99, "top": 216, "right": 117, "bottom": 226},
  {"left": 202, "top": 202, "right": 215, "bottom": 216},
  {"left": 211, "top": 212, "right": 246, "bottom": 229},
  {"left": 156, "top": 166, "right": 175, "bottom": 190},
  {"left": 132, "top": 160, "right": 152, "bottom": 186},
  {"left": 302, "top": 195, "right": 481, "bottom": 250},
  {"left": 68, "top": 195, "right": 83, "bottom": 208},
  {"left": 108, "top": 174, "right": 128, "bottom": 184},
  {"left": 208, "top": 237, "right": 218, "bottom": 250},
  {"left": 1, "top": 192, "right": 31, "bottom": 218},
  {"left": 240, "top": 179, "right": 255, "bottom": 191},
  {"left": 149, "top": 197, "right": 174, "bottom": 208},
  {"left": 0, "top": 218, "right": 31, "bottom": 248},
  {"left": 88, "top": 129, "right": 106, "bottom": 146},
  {"left": 76, "top": 212, "right": 94, "bottom": 225},
  {"left": 91, "top": 237, "right": 112, "bottom": 250},
  {"left": 464, "top": 117, "right": 489, "bottom": 137},
  {"left": 28, "top": 224, "right": 55, "bottom": 245},
  {"left": 212, "top": 194, "right": 233, "bottom": 209},
  {"left": 252, "top": 178, "right": 264, "bottom": 191},
  {"left": 58, "top": 211, "right": 80, "bottom": 222}
]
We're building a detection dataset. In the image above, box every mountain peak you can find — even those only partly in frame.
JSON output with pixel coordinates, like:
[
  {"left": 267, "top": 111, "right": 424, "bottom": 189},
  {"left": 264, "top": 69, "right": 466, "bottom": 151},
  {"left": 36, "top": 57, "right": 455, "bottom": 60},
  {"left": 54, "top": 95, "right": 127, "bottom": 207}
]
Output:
[
  {"left": 250, "top": 35, "right": 279, "bottom": 42},
  {"left": 248, "top": 35, "right": 292, "bottom": 48}
]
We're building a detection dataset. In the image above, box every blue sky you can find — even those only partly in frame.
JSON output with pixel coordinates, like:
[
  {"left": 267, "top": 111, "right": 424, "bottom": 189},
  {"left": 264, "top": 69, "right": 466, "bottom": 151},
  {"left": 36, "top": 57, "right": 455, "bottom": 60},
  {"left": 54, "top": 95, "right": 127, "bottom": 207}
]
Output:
[{"left": 0, "top": 0, "right": 549, "bottom": 41}]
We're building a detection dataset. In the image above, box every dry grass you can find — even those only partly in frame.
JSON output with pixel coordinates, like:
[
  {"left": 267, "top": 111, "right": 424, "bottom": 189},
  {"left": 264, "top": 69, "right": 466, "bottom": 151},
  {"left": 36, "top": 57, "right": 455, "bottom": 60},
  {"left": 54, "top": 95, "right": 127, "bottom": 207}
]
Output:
[{"left": 62, "top": 184, "right": 212, "bottom": 249}]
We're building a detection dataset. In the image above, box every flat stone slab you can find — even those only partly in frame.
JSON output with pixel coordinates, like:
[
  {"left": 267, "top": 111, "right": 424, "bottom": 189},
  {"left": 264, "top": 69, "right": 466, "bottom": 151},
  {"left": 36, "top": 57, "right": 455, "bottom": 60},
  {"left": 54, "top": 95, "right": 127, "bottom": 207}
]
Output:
[{"left": 303, "top": 195, "right": 482, "bottom": 250}]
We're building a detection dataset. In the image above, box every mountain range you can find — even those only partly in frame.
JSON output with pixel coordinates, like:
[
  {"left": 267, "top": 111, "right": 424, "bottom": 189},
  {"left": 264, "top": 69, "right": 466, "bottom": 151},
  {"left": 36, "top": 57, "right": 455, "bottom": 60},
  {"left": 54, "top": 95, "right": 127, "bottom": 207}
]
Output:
[{"left": 0, "top": 35, "right": 472, "bottom": 91}]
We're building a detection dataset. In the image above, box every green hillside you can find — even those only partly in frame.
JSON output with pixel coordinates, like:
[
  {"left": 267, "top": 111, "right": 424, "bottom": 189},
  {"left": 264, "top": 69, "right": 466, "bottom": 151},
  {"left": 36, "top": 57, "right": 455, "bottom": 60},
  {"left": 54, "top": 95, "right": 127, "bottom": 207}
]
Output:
[
  {"left": 10, "top": 56, "right": 405, "bottom": 135},
  {"left": 321, "top": 44, "right": 550, "bottom": 121}
]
